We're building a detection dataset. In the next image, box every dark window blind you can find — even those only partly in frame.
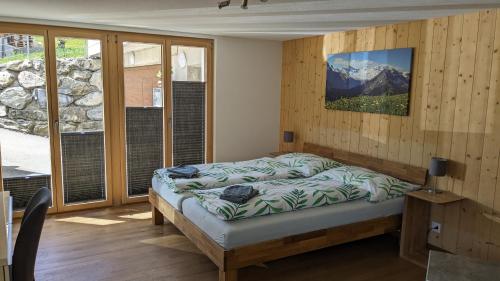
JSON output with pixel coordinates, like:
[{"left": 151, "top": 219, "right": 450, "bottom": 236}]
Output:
[{"left": 172, "top": 81, "right": 206, "bottom": 166}]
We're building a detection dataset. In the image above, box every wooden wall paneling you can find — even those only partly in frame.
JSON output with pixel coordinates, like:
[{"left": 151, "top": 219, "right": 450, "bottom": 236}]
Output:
[
  {"left": 279, "top": 10, "right": 500, "bottom": 262},
  {"left": 377, "top": 25, "right": 397, "bottom": 159},
  {"left": 435, "top": 15, "right": 464, "bottom": 191},
  {"left": 296, "top": 39, "right": 306, "bottom": 150},
  {"left": 283, "top": 41, "right": 293, "bottom": 151},
  {"left": 308, "top": 36, "right": 319, "bottom": 145},
  {"left": 296, "top": 38, "right": 308, "bottom": 150},
  {"left": 409, "top": 20, "right": 434, "bottom": 168},
  {"left": 398, "top": 22, "right": 422, "bottom": 165},
  {"left": 422, "top": 17, "right": 449, "bottom": 172},
  {"left": 319, "top": 34, "right": 333, "bottom": 147},
  {"left": 312, "top": 36, "right": 324, "bottom": 145},
  {"left": 468, "top": 10, "right": 498, "bottom": 259},
  {"left": 384, "top": 24, "right": 399, "bottom": 161},
  {"left": 449, "top": 12, "right": 480, "bottom": 195},
  {"left": 310, "top": 36, "right": 324, "bottom": 144},
  {"left": 340, "top": 31, "right": 356, "bottom": 151},
  {"left": 321, "top": 34, "right": 330, "bottom": 147},
  {"left": 435, "top": 15, "right": 464, "bottom": 253},
  {"left": 484, "top": 10, "right": 500, "bottom": 260},
  {"left": 332, "top": 33, "right": 344, "bottom": 149},
  {"left": 421, "top": 18, "right": 451, "bottom": 249},
  {"left": 490, "top": 171, "right": 500, "bottom": 260},
  {"left": 287, "top": 40, "right": 294, "bottom": 151},
  {"left": 372, "top": 26, "right": 387, "bottom": 158},
  {"left": 279, "top": 41, "right": 289, "bottom": 152},
  {"left": 324, "top": 34, "right": 335, "bottom": 147},
  {"left": 321, "top": 34, "right": 332, "bottom": 146},
  {"left": 282, "top": 41, "right": 292, "bottom": 151},
  {"left": 359, "top": 28, "right": 376, "bottom": 155},
  {"left": 298, "top": 38, "right": 308, "bottom": 147},
  {"left": 387, "top": 24, "right": 409, "bottom": 161},
  {"left": 457, "top": 9, "right": 497, "bottom": 257},
  {"left": 309, "top": 38, "right": 320, "bottom": 145},
  {"left": 305, "top": 37, "right": 315, "bottom": 147},
  {"left": 348, "top": 29, "right": 366, "bottom": 153},
  {"left": 305, "top": 37, "right": 315, "bottom": 145},
  {"left": 284, "top": 40, "right": 296, "bottom": 152},
  {"left": 290, "top": 39, "right": 301, "bottom": 151}
]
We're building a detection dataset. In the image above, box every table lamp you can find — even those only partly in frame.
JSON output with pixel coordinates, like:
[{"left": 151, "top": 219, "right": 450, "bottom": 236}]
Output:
[{"left": 428, "top": 157, "right": 448, "bottom": 194}]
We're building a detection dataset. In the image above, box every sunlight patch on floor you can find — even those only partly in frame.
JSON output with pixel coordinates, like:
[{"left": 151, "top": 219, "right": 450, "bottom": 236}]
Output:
[
  {"left": 140, "top": 234, "right": 202, "bottom": 254},
  {"left": 56, "top": 216, "right": 125, "bottom": 225},
  {"left": 119, "top": 211, "right": 152, "bottom": 220}
]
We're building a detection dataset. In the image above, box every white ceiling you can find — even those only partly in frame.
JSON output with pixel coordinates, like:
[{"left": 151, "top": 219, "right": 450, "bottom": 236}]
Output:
[{"left": 1, "top": 0, "right": 500, "bottom": 40}]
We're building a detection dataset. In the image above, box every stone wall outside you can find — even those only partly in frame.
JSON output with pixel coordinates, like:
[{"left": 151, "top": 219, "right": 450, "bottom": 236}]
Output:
[{"left": 0, "top": 58, "right": 103, "bottom": 137}]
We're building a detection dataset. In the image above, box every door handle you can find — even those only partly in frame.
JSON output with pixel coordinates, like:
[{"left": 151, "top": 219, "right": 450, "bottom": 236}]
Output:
[{"left": 54, "top": 120, "right": 60, "bottom": 132}]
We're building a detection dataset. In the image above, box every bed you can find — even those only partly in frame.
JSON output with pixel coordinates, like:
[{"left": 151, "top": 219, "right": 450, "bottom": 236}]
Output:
[
  {"left": 151, "top": 153, "right": 342, "bottom": 211},
  {"left": 149, "top": 143, "right": 427, "bottom": 281}
]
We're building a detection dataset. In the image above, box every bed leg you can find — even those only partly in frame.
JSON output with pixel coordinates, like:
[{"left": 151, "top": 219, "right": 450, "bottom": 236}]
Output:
[
  {"left": 152, "top": 206, "right": 164, "bottom": 225},
  {"left": 218, "top": 269, "right": 237, "bottom": 281}
]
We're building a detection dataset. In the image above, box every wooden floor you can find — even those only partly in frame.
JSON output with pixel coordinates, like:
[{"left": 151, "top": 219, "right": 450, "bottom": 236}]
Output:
[{"left": 16, "top": 203, "right": 426, "bottom": 281}]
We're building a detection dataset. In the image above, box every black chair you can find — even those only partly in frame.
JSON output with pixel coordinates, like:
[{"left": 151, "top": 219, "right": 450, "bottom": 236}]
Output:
[{"left": 12, "top": 187, "right": 51, "bottom": 281}]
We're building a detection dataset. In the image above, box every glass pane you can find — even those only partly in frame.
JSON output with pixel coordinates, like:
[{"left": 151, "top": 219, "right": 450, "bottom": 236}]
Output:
[
  {"left": 123, "top": 42, "right": 163, "bottom": 197},
  {"left": 55, "top": 37, "right": 106, "bottom": 205},
  {"left": 171, "top": 45, "right": 206, "bottom": 165},
  {"left": 0, "top": 33, "right": 53, "bottom": 210}
]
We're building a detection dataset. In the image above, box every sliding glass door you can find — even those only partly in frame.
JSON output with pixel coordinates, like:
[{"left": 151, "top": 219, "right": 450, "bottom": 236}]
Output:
[
  {"left": 170, "top": 42, "right": 212, "bottom": 165},
  {"left": 118, "top": 36, "right": 165, "bottom": 202},
  {"left": 117, "top": 38, "right": 213, "bottom": 203},
  {"left": 0, "top": 22, "right": 213, "bottom": 214},
  {"left": 0, "top": 29, "right": 56, "bottom": 213},
  {"left": 48, "top": 31, "right": 112, "bottom": 211}
]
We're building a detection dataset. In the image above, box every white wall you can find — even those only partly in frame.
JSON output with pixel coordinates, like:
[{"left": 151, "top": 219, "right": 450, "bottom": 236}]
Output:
[{"left": 214, "top": 37, "right": 282, "bottom": 162}]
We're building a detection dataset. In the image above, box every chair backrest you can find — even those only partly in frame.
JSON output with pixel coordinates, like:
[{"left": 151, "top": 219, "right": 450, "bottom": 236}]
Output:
[
  {"left": 20, "top": 187, "right": 51, "bottom": 226},
  {"left": 12, "top": 187, "right": 51, "bottom": 281}
]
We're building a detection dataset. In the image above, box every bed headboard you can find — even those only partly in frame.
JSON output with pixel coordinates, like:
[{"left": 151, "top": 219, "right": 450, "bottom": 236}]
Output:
[{"left": 303, "top": 143, "right": 428, "bottom": 185}]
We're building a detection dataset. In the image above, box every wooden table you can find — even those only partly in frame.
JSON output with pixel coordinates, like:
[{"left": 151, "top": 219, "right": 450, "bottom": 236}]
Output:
[
  {"left": 426, "top": 250, "right": 500, "bottom": 281},
  {"left": 0, "top": 191, "right": 13, "bottom": 281}
]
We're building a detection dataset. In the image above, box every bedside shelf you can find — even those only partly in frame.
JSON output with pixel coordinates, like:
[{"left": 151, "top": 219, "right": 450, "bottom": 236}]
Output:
[
  {"left": 400, "top": 190, "right": 464, "bottom": 268},
  {"left": 407, "top": 190, "right": 463, "bottom": 204}
]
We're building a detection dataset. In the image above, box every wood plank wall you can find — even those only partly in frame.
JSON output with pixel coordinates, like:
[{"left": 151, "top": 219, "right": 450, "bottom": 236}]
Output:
[{"left": 279, "top": 9, "right": 500, "bottom": 261}]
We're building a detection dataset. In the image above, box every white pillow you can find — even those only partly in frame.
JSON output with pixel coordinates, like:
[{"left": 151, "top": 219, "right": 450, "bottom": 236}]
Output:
[
  {"left": 275, "top": 153, "right": 344, "bottom": 177},
  {"left": 364, "top": 176, "right": 419, "bottom": 202}
]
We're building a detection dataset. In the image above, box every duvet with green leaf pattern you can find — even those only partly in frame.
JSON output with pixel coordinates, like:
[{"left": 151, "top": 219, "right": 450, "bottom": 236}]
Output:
[
  {"left": 191, "top": 167, "right": 419, "bottom": 221},
  {"left": 154, "top": 155, "right": 342, "bottom": 193},
  {"left": 192, "top": 173, "right": 369, "bottom": 220}
]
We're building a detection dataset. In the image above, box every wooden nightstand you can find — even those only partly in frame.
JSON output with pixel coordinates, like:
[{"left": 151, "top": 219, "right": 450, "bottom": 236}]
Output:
[{"left": 400, "top": 189, "right": 464, "bottom": 268}]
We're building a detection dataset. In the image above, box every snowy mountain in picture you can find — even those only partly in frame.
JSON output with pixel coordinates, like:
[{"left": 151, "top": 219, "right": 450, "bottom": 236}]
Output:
[
  {"left": 331, "top": 58, "right": 409, "bottom": 81},
  {"left": 325, "top": 48, "right": 413, "bottom": 116}
]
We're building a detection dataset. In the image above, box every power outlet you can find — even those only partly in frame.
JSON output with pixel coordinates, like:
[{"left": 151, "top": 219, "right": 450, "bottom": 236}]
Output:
[{"left": 431, "top": 221, "right": 441, "bottom": 233}]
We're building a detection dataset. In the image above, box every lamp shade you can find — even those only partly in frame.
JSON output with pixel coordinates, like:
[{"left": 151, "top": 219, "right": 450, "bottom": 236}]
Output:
[
  {"left": 429, "top": 157, "right": 448, "bottom": 177},
  {"left": 283, "top": 131, "right": 294, "bottom": 143}
]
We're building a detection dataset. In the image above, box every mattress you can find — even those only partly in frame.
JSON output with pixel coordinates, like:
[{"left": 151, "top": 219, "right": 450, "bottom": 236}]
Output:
[
  {"left": 152, "top": 175, "right": 192, "bottom": 211},
  {"left": 182, "top": 197, "right": 404, "bottom": 249}
]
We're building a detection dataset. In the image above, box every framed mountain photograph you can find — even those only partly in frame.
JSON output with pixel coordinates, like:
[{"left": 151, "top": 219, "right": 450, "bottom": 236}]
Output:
[{"left": 325, "top": 48, "right": 413, "bottom": 116}]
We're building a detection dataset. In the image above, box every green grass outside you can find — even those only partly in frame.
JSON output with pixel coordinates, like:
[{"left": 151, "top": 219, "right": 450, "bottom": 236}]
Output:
[
  {"left": 325, "top": 93, "right": 409, "bottom": 116},
  {"left": 0, "top": 37, "right": 87, "bottom": 64}
]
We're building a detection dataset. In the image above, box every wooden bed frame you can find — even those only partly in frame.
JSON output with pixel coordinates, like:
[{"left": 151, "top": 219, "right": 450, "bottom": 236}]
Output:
[{"left": 149, "top": 143, "right": 428, "bottom": 281}]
